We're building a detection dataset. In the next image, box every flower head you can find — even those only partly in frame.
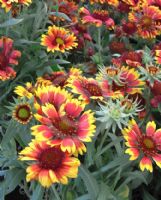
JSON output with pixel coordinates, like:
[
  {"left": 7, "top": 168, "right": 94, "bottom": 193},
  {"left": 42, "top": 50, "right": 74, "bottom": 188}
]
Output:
[
  {"left": 122, "top": 119, "right": 161, "bottom": 172},
  {"left": 12, "top": 103, "right": 32, "bottom": 124},
  {"left": 49, "top": 0, "right": 78, "bottom": 23},
  {"left": 14, "top": 82, "right": 34, "bottom": 99},
  {"left": 32, "top": 86, "right": 96, "bottom": 155},
  {"left": 68, "top": 76, "right": 104, "bottom": 103},
  {"left": 100, "top": 66, "right": 145, "bottom": 98},
  {"left": 0, "top": 37, "right": 21, "bottom": 81},
  {"left": 19, "top": 141, "right": 80, "bottom": 187},
  {"left": 90, "top": 0, "right": 119, "bottom": 6},
  {"left": 80, "top": 7, "right": 115, "bottom": 29},
  {"left": 41, "top": 26, "right": 78, "bottom": 53},
  {"left": 0, "top": 0, "right": 32, "bottom": 12},
  {"left": 96, "top": 98, "right": 138, "bottom": 132},
  {"left": 36, "top": 68, "right": 82, "bottom": 88},
  {"left": 112, "top": 51, "right": 143, "bottom": 68},
  {"left": 128, "top": 5, "right": 161, "bottom": 38}
]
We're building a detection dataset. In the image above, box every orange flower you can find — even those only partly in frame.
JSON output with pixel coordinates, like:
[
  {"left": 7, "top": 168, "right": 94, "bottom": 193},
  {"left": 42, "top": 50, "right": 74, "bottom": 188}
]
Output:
[
  {"left": 129, "top": 5, "right": 161, "bottom": 38},
  {"left": 41, "top": 26, "right": 78, "bottom": 53},
  {"left": 0, "top": 37, "right": 21, "bottom": 81},
  {"left": 32, "top": 86, "right": 96, "bottom": 155},
  {"left": 19, "top": 141, "right": 80, "bottom": 187},
  {"left": 122, "top": 119, "right": 161, "bottom": 172},
  {"left": 79, "top": 7, "right": 115, "bottom": 29}
]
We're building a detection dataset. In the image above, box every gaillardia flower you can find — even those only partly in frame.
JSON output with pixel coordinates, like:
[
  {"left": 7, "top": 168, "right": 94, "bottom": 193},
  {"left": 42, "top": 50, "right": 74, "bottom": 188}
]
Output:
[
  {"left": 19, "top": 141, "right": 80, "bottom": 187},
  {"left": 89, "top": 0, "right": 119, "bottom": 6},
  {"left": 41, "top": 26, "right": 78, "bottom": 53},
  {"left": 49, "top": 0, "right": 78, "bottom": 23},
  {"left": 100, "top": 67, "right": 145, "bottom": 98},
  {"left": 68, "top": 76, "right": 104, "bottom": 103},
  {"left": 128, "top": 5, "right": 161, "bottom": 38},
  {"left": 14, "top": 82, "right": 34, "bottom": 99},
  {"left": 13, "top": 103, "right": 32, "bottom": 124},
  {"left": 79, "top": 7, "right": 115, "bottom": 29},
  {"left": 0, "top": 37, "right": 21, "bottom": 81},
  {"left": 0, "top": 0, "right": 32, "bottom": 12},
  {"left": 122, "top": 119, "right": 161, "bottom": 172},
  {"left": 32, "top": 86, "right": 96, "bottom": 155},
  {"left": 36, "top": 68, "right": 82, "bottom": 88}
]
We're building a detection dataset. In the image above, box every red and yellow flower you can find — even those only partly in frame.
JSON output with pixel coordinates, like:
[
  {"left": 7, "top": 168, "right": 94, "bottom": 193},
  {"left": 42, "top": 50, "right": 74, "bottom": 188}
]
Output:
[
  {"left": 101, "top": 67, "right": 145, "bottom": 98},
  {"left": 36, "top": 68, "right": 82, "bottom": 88},
  {"left": 19, "top": 141, "right": 80, "bottom": 187},
  {"left": 128, "top": 5, "right": 161, "bottom": 38},
  {"left": 49, "top": 0, "right": 78, "bottom": 23},
  {"left": 41, "top": 26, "right": 78, "bottom": 53},
  {"left": 121, "top": 0, "right": 147, "bottom": 11},
  {"left": 0, "top": 37, "right": 21, "bottom": 81},
  {"left": 0, "top": 0, "right": 32, "bottom": 12},
  {"left": 122, "top": 119, "right": 161, "bottom": 172},
  {"left": 14, "top": 82, "right": 34, "bottom": 99},
  {"left": 79, "top": 7, "right": 115, "bottom": 29},
  {"left": 68, "top": 76, "right": 105, "bottom": 103},
  {"left": 32, "top": 86, "right": 96, "bottom": 155},
  {"left": 89, "top": 0, "right": 119, "bottom": 6}
]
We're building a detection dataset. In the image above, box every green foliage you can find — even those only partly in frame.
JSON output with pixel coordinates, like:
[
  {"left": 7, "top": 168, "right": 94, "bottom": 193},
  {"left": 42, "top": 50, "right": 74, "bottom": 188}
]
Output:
[{"left": 0, "top": 0, "right": 161, "bottom": 199}]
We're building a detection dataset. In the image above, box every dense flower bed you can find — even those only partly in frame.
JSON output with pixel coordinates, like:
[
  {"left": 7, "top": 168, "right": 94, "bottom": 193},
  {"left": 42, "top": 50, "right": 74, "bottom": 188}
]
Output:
[{"left": 1, "top": 0, "right": 161, "bottom": 199}]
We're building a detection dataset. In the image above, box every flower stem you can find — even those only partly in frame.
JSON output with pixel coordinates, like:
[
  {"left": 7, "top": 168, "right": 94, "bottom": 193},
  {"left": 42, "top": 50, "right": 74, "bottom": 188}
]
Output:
[
  {"left": 98, "top": 27, "right": 102, "bottom": 64},
  {"left": 51, "top": 185, "right": 61, "bottom": 200}
]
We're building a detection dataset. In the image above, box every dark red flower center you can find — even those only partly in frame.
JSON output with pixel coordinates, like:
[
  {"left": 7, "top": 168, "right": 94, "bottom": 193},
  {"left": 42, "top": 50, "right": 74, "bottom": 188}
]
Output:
[
  {"left": 139, "top": 136, "right": 157, "bottom": 156},
  {"left": 140, "top": 16, "right": 153, "bottom": 29},
  {"left": 92, "top": 10, "right": 109, "bottom": 21},
  {"left": 15, "top": 104, "right": 31, "bottom": 122},
  {"left": 112, "top": 81, "right": 127, "bottom": 92},
  {"left": 39, "top": 147, "right": 64, "bottom": 170},
  {"left": 44, "top": 73, "right": 67, "bottom": 87},
  {"left": 83, "top": 83, "right": 102, "bottom": 97},
  {"left": 54, "top": 116, "right": 78, "bottom": 137}
]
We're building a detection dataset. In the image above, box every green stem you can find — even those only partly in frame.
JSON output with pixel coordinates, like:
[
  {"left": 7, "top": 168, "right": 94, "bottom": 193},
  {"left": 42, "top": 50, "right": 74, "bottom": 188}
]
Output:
[
  {"left": 51, "top": 185, "right": 61, "bottom": 200},
  {"left": 98, "top": 27, "right": 102, "bottom": 64},
  {"left": 19, "top": 182, "right": 30, "bottom": 198}
]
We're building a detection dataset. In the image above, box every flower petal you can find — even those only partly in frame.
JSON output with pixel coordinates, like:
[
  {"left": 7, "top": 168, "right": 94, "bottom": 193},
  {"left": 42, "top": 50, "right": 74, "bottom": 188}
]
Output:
[{"left": 139, "top": 157, "right": 153, "bottom": 172}]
